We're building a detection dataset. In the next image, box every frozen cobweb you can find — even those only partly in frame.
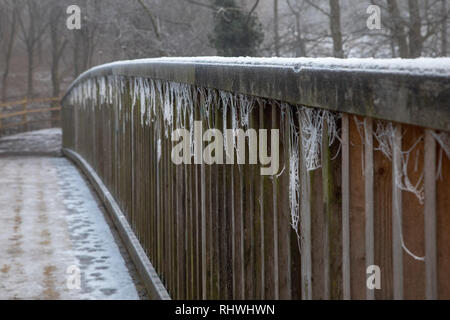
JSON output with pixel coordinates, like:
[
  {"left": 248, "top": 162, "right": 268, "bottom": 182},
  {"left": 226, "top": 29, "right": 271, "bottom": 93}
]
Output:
[
  {"left": 373, "top": 121, "right": 424, "bottom": 203},
  {"left": 373, "top": 121, "right": 425, "bottom": 261},
  {"left": 298, "top": 107, "right": 341, "bottom": 172},
  {"left": 286, "top": 108, "right": 301, "bottom": 242},
  {"left": 432, "top": 131, "right": 450, "bottom": 180}
]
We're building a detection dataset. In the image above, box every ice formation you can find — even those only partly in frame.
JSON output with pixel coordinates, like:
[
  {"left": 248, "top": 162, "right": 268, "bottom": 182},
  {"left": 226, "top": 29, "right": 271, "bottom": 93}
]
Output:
[
  {"left": 373, "top": 121, "right": 425, "bottom": 204},
  {"left": 66, "top": 72, "right": 448, "bottom": 259}
]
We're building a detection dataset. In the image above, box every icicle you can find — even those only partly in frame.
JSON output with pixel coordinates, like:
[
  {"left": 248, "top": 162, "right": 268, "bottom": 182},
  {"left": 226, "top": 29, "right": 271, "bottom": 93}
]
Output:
[
  {"left": 189, "top": 99, "right": 194, "bottom": 156},
  {"left": 99, "top": 76, "right": 107, "bottom": 105},
  {"left": 157, "top": 138, "right": 162, "bottom": 162},
  {"left": 148, "top": 79, "right": 156, "bottom": 121},
  {"left": 163, "top": 81, "right": 174, "bottom": 138},
  {"left": 238, "top": 94, "right": 255, "bottom": 128},
  {"left": 131, "top": 77, "right": 138, "bottom": 110},
  {"left": 108, "top": 76, "right": 113, "bottom": 104},
  {"left": 139, "top": 78, "right": 146, "bottom": 127},
  {"left": 204, "top": 88, "right": 215, "bottom": 129},
  {"left": 220, "top": 91, "right": 230, "bottom": 155}
]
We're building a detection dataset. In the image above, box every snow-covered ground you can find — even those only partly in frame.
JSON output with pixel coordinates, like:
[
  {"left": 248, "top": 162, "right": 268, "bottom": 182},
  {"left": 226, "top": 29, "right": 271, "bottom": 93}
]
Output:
[
  {"left": 0, "top": 156, "right": 142, "bottom": 300},
  {"left": 0, "top": 128, "right": 62, "bottom": 155}
]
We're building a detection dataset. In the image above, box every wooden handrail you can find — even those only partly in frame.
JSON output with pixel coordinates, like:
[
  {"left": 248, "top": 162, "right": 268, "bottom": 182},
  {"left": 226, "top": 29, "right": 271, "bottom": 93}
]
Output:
[
  {"left": 0, "top": 96, "right": 61, "bottom": 108},
  {"left": 0, "top": 97, "right": 61, "bottom": 131},
  {"left": 0, "top": 106, "right": 61, "bottom": 120}
]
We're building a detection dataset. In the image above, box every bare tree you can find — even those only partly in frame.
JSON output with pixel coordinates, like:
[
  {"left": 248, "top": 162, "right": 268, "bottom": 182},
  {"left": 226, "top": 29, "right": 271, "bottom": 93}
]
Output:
[
  {"left": 17, "top": 0, "right": 49, "bottom": 98},
  {"left": 286, "top": 0, "right": 307, "bottom": 57},
  {"left": 273, "top": 0, "right": 280, "bottom": 56},
  {"left": 304, "top": 0, "right": 344, "bottom": 58},
  {"left": 72, "top": 0, "right": 99, "bottom": 77},
  {"left": 328, "top": 0, "right": 343, "bottom": 58},
  {"left": 0, "top": 0, "right": 18, "bottom": 101},
  {"left": 48, "top": 1, "right": 68, "bottom": 125},
  {"left": 441, "top": 0, "right": 448, "bottom": 56},
  {"left": 376, "top": 0, "right": 450, "bottom": 58}
]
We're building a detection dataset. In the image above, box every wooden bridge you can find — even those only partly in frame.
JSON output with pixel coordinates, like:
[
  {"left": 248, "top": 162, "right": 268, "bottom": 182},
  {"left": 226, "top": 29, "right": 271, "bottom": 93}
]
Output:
[{"left": 2, "top": 57, "right": 450, "bottom": 300}]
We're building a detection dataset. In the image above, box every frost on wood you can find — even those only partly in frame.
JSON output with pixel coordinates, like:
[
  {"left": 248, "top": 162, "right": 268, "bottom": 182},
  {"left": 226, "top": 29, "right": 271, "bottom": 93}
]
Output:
[
  {"left": 433, "top": 131, "right": 450, "bottom": 159},
  {"left": 282, "top": 106, "right": 301, "bottom": 240},
  {"left": 432, "top": 131, "right": 450, "bottom": 180},
  {"left": 66, "top": 75, "right": 346, "bottom": 250},
  {"left": 298, "top": 107, "right": 341, "bottom": 172},
  {"left": 373, "top": 121, "right": 424, "bottom": 204},
  {"left": 67, "top": 75, "right": 264, "bottom": 161},
  {"left": 372, "top": 121, "right": 425, "bottom": 261},
  {"left": 67, "top": 79, "right": 344, "bottom": 247}
]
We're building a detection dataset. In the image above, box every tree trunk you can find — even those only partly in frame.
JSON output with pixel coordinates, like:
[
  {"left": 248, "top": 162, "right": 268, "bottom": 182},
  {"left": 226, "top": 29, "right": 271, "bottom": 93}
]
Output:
[
  {"left": 274, "top": 0, "right": 280, "bottom": 56},
  {"left": 408, "top": 0, "right": 423, "bottom": 58},
  {"left": 25, "top": 2, "right": 36, "bottom": 98},
  {"left": 387, "top": 0, "right": 409, "bottom": 58},
  {"left": 27, "top": 45, "right": 34, "bottom": 98},
  {"left": 442, "top": 0, "right": 448, "bottom": 56},
  {"left": 50, "top": 7, "right": 63, "bottom": 127},
  {"left": 294, "top": 13, "right": 306, "bottom": 57},
  {"left": 329, "top": 0, "right": 344, "bottom": 58},
  {"left": 1, "top": 10, "right": 16, "bottom": 101},
  {"left": 73, "top": 32, "right": 80, "bottom": 77}
]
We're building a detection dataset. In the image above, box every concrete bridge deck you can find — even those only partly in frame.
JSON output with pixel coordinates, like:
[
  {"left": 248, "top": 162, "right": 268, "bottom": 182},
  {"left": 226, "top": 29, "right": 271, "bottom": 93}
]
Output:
[{"left": 0, "top": 129, "right": 146, "bottom": 299}]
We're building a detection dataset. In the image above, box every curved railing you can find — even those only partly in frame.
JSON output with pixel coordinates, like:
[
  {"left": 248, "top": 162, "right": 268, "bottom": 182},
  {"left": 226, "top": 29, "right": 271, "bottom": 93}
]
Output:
[{"left": 61, "top": 57, "right": 450, "bottom": 300}]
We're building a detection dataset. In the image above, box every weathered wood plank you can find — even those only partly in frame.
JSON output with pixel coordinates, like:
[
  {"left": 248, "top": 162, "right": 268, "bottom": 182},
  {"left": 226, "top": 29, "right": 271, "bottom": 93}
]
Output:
[
  {"left": 341, "top": 114, "right": 351, "bottom": 300},
  {"left": 277, "top": 105, "right": 291, "bottom": 300},
  {"left": 424, "top": 129, "right": 437, "bottom": 300},
  {"left": 373, "top": 121, "right": 393, "bottom": 300},
  {"left": 211, "top": 105, "right": 220, "bottom": 299},
  {"left": 348, "top": 116, "right": 366, "bottom": 299},
  {"left": 261, "top": 102, "right": 277, "bottom": 299},
  {"left": 253, "top": 104, "right": 264, "bottom": 299},
  {"left": 402, "top": 125, "right": 425, "bottom": 300},
  {"left": 364, "top": 118, "right": 375, "bottom": 300},
  {"left": 437, "top": 134, "right": 450, "bottom": 299},
  {"left": 298, "top": 111, "right": 312, "bottom": 300},
  {"left": 233, "top": 112, "right": 244, "bottom": 299},
  {"left": 243, "top": 110, "right": 255, "bottom": 299},
  {"left": 392, "top": 123, "right": 403, "bottom": 300},
  {"left": 322, "top": 119, "right": 343, "bottom": 300},
  {"left": 310, "top": 167, "right": 324, "bottom": 299}
]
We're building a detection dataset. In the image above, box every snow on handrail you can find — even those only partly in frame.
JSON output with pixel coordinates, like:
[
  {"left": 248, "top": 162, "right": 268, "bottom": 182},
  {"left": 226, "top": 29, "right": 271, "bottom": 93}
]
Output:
[{"left": 62, "top": 57, "right": 450, "bottom": 131}]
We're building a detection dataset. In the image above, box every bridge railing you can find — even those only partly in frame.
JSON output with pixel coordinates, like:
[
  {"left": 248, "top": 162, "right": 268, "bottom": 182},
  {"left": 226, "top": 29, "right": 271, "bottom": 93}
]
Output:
[
  {"left": 61, "top": 57, "right": 450, "bottom": 300},
  {"left": 0, "top": 96, "right": 61, "bottom": 135}
]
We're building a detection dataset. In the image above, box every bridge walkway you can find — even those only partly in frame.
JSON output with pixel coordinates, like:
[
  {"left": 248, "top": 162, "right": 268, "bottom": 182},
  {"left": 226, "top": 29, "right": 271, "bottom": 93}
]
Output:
[{"left": 0, "top": 129, "right": 146, "bottom": 299}]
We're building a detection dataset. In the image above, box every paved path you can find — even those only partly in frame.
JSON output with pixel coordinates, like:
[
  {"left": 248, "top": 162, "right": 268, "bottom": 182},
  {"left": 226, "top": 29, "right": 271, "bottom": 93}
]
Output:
[
  {"left": 0, "top": 155, "right": 142, "bottom": 299},
  {"left": 0, "top": 128, "right": 62, "bottom": 155}
]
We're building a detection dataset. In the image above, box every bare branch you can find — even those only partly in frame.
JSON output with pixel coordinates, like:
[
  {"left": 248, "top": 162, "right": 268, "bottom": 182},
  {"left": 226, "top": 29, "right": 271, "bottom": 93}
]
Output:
[
  {"left": 304, "top": 0, "right": 330, "bottom": 16},
  {"left": 136, "top": 0, "right": 162, "bottom": 40},
  {"left": 245, "top": 0, "right": 260, "bottom": 26}
]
